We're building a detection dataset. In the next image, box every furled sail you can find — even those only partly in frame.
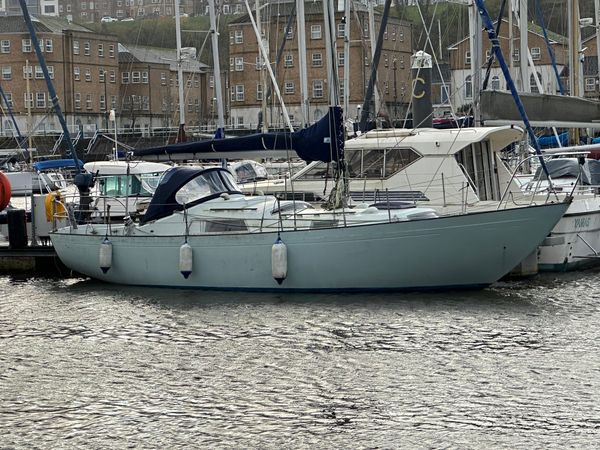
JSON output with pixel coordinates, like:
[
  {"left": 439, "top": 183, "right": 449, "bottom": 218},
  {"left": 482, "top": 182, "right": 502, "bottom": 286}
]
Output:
[{"left": 134, "top": 106, "right": 344, "bottom": 163}]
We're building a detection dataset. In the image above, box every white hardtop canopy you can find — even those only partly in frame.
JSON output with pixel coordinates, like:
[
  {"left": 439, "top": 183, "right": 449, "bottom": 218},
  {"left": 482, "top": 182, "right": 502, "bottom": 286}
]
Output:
[
  {"left": 345, "top": 126, "right": 524, "bottom": 155},
  {"left": 84, "top": 161, "right": 172, "bottom": 176}
]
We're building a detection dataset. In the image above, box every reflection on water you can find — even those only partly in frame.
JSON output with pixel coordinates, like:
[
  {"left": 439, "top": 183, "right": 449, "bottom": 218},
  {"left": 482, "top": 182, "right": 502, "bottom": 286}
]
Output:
[{"left": 1, "top": 272, "right": 600, "bottom": 448}]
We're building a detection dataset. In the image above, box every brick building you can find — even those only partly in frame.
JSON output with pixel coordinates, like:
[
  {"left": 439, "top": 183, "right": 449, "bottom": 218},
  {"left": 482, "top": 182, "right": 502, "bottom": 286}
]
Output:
[
  {"left": 0, "top": 15, "right": 120, "bottom": 136},
  {"left": 227, "top": 1, "right": 413, "bottom": 128},
  {"left": 118, "top": 43, "right": 209, "bottom": 131}
]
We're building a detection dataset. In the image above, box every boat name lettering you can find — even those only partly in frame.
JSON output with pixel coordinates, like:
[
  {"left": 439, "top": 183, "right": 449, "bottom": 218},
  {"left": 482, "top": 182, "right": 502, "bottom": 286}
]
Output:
[{"left": 574, "top": 217, "right": 591, "bottom": 229}]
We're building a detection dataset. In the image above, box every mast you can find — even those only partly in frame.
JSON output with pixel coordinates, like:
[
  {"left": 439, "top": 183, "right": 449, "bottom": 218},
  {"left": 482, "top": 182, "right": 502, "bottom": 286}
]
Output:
[
  {"left": 517, "top": 0, "right": 529, "bottom": 92},
  {"left": 343, "top": 0, "right": 350, "bottom": 119},
  {"left": 26, "top": 59, "right": 33, "bottom": 162},
  {"left": 468, "top": 1, "right": 482, "bottom": 125},
  {"left": 568, "top": 0, "right": 582, "bottom": 98},
  {"left": 256, "top": 0, "right": 267, "bottom": 132},
  {"left": 595, "top": 0, "right": 600, "bottom": 92},
  {"left": 367, "top": 0, "right": 381, "bottom": 116},
  {"left": 296, "top": 0, "right": 309, "bottom": 126},
  {"left": 208, "top": 0, "right": 225, "bottom": 138},
  {"left": 175, "top": 0, "right": 186, "bottom": 141}
]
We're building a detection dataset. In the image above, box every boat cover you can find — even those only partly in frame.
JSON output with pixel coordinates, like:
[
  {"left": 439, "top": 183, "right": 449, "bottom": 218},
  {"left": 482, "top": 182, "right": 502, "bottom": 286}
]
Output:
[
  {"left": 133, "top": 106, "right": 344, "bottom": 163},
  {"left": 533, "top": 159, "right": 600, "bottom": 185},
  {"left": 537, "top": 132, "right": 568, "bottom": 149},
  {"left": 140, "top": 167, "right": 241, "bottom": 225},
  {"left": 33, "top": 159, "right": 84, "bottom": 171}
]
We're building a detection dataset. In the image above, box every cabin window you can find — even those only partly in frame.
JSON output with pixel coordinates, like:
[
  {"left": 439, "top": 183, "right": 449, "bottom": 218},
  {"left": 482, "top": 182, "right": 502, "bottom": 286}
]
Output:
[
  {"left": 175, "top": 170, "right": 239, "bottom": 205},
  {"left": 345, "top": 148, "right": 421, "bottom": 179},
  {"left": 205, "top": 219, "right": 247, "bottom": 233}
]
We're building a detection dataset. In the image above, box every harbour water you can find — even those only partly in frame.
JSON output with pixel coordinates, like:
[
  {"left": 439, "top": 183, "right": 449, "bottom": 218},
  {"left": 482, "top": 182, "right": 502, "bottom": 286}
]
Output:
[{"left": 1, "top": 271, "right": 600, "bottom": 448}]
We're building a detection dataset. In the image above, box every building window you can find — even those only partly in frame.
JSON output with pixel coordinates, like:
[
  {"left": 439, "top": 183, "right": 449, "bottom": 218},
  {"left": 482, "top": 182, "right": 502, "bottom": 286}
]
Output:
[
  {"left": 73, "top": 40, "right": 80, "bottom": 55},
  {"left": 110, "top": 70, "right": 116, "bottom": 83},
  {"left": 339, "top": 80, "right": 344, "bottom": 97},
  {"left": 1, "top": 66, "right": 11, "bottom": 80},
  {"left": 35, "top": 66, "right": 44, "bottom": 79},
  {"left": 4, "top": 93, "right": 12, "bottom": 108},
  {"left": 188, "top": 98, "right": 193, "bottom": 112},
  {"left": 1, "top": 40, "right": 10, "bottom": 53},
  {"left": 465, "top": 75, "right": 472, "bottom": 99},
  {"left": 491, "top": 75, "right": 500, "bottom": 90},
  {"left": 142, "top": 71, "right": 148, "bottom": 84},
  {"left": 98, "top": 43, "right": 104, "bottom": 57},
  {"left": 99, "top": 69, "right": 105, "bottom": 82},
  {"left": 256, "top": 83, "right": 263, "bottom": 101},
  {"left": 74, "top": 67, "right": 80, "bottom": 81},
  {"left": 24, "top": 93, "right": 33, "bottom": 109},
  {"left": 229, "top": 57, "right": 234, "bottom": 71},
  {"left": 100, "top": 94, "right": 106, "bottom": 110},
  {"left": 235, "top": 84, "right": 244, "bottom": 101},
  {"left": 235, "top": 30, "right": 243, "bottom": 44},
  {"left": 132, "top": 71, "right": 141, "bottom": 83},
  {"left": 284, "top": 81, "right": 294, "bottom": 94},
  {"left": 285, "top": 26, "right": 294, "bottom": 40},
  {"left": 312, "top": 52, "right": 322, "bottom": 67},
  {"left": 84, "top": 42, "right": 90, "bottom": 56},
  {"left": 338, "top": 51, "right": 344, "bottom": 67},
  {"left": 36, "top": 92, "right": 46, "bottom": 108},
  {"left": 337, "top": 23, "right": 345, "bottom": 38},
  {"left": 45, "top": 39, "right": 53, "bottom": 53},
  {"left": 311, "top": 25, "right": 322, "bottom": 39},
  {"left": 75, "top": 93, "right": 81, "bottom": 109},
  {"left": 512, "top": 49, "right": 519, "bottom": 62},
  {"left": 122, "top": 72, "right": 130, "bottom": 84},
  {"left": 85, "top": 68, "right": 92, "bottom": 81},
  {"left": 22, "top": 39, "right": 32, "bottom": 53},
  {"left": 284, "top": 54, "right": 293, "bottom": 68},
  {"left": 465, "top": 51, "right": 471, "bottom": 65},
  {"left": 23, "top": 65, "right": 34, "bottom": 79},
  {"left": 160, "top": 72, "right": 166, "bottom": 85},
  {"left": 109, "top": 45, "right": 115, "bottom": 58},
  {"left": 86, "top": 94, "right": 92, "bottom": 109},
  {"left": 312, "top": 80, "right": 323, "bottom": 98},
  {"left": 530, "top": 47, "right": 542, "bottom": 61},
  {"left": 585, "top": 77, "right": 597, "bottom": 92},
  {"left": 235, "top": 57, "right": 244, "bottom": 71}
]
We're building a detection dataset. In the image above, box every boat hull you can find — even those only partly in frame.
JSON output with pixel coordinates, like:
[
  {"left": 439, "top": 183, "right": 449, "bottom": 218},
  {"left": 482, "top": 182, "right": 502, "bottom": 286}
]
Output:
[
  {"left": 537, "top": 198, "right": 600, "bottom": 271},
  {"left": 50, "top": 203, "right": 569, "bottom": 291}
]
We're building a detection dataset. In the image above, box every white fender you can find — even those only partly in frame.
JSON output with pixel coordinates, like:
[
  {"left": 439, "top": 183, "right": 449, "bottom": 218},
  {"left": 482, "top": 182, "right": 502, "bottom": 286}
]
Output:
[
  {"left": 99, "top": 238, "right": 112, "bottom": 273},
  {"left": 271, "top": 237, "right": 287, "bottom": 285},
  {"left": 179, "top": 242, "right": 193, "bottom": 279}
]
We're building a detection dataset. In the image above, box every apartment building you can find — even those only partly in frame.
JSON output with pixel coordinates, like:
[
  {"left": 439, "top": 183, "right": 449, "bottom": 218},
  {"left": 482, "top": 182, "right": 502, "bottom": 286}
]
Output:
[
  {"left": 118, "top": 43, "right": 209, "bottom": 131},
  {"left": 0, "top": 15, "right": 120, "bottom": 135},
  {"left": 227, "top": 1, "right": 413, "bottom": 128}
]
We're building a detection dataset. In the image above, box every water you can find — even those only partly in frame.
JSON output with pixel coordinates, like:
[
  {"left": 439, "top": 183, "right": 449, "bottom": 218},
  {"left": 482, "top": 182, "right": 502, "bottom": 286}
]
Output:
[{"left": 1, "top": 272, "right": 600, "bottom": 448}]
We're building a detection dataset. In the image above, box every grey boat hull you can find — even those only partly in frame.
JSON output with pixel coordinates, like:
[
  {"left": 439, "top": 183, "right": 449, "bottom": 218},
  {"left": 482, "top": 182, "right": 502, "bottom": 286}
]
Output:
[{"left": 50, "top": 202, "right": 569, "bottom": 291}]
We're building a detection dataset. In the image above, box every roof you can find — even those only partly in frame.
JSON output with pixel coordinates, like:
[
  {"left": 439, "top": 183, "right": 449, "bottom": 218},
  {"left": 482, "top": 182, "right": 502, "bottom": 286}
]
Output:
[
  {"left": 0, "top": 15, "right": 93, "bottom": 34},
  {"left": 118, "top": 43, "right": 209, "bottom": 72},
  {"left": 448, "top": 18, "right": 567, "bottom": 49}
]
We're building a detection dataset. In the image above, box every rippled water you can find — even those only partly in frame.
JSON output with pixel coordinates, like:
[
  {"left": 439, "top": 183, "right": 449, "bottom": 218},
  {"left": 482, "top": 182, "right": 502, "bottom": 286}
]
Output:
[{"left": 1, "top": 272, "right": 600, "bottom": 449}]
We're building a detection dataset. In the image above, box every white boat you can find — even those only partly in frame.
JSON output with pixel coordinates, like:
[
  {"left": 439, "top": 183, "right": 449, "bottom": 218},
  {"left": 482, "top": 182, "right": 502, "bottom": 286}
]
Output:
[
  {"left": 83, "top": 160, "right": 171, "bottom": 219},
  {"left": 49, "top": 166, "right": 569, "bottom": 291},
  {"left": 521, "top": 157, "right": 600, "bottom": 271}
]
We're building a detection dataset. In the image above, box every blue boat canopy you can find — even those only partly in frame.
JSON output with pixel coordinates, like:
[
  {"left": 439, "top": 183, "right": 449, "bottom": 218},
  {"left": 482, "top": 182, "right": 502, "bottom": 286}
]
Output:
[
  {"left": 134, "top": 106, "right": 344, "bottom": 163},
  {"left": 140, "top": 167, "right": 242, "bottom": 224},
  {"left": 33, "top": 159, "right": 84, "bottom": 171}
]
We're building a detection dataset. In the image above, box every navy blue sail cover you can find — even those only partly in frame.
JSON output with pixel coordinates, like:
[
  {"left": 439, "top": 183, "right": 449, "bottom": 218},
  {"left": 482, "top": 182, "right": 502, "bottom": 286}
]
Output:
[{"left": 134, "top": 106, "right": 344, "bottom": 163}]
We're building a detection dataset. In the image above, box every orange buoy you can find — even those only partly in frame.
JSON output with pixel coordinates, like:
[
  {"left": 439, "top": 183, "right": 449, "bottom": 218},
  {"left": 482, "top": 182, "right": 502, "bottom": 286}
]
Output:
[{"left": 0, "top": 172, "right": 11, "bottom": 212}]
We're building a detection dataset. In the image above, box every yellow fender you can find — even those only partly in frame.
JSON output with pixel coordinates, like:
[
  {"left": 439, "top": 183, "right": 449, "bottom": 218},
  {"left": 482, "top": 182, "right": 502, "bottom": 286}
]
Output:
[{"left": 45, "top": 191, "right": 66, "bottom": 222}]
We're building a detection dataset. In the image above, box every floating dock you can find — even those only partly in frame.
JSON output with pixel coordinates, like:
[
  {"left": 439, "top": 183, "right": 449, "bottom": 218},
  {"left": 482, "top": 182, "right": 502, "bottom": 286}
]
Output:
[{"left": 0, "top": 244, "right": 73, "bottom": 276}]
